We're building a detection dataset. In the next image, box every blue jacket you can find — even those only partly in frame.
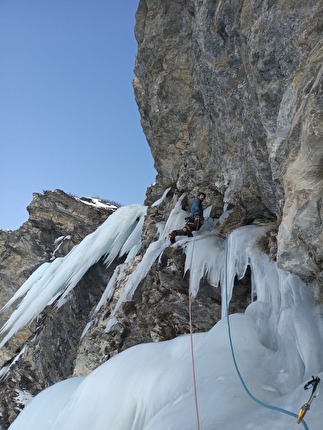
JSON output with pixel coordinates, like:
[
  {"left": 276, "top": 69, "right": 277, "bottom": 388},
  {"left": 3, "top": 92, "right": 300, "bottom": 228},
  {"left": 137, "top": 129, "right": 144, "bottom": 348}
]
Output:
[{"left": 190, "top": 198, "right": 204, "bottom": 217}]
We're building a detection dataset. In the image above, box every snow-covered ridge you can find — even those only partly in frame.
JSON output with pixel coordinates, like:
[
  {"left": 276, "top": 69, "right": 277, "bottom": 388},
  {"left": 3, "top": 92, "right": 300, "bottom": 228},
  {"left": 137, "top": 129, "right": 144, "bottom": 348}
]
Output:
[{"left": 75, "top": 196, "right": 119, "bottom": 211}]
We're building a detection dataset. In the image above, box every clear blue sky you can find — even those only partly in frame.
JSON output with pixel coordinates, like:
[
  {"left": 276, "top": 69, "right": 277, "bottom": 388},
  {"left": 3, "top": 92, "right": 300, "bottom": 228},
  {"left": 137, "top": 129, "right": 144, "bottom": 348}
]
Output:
[{"left": 0, "top": 0, "right": 156, "bottom": 230}]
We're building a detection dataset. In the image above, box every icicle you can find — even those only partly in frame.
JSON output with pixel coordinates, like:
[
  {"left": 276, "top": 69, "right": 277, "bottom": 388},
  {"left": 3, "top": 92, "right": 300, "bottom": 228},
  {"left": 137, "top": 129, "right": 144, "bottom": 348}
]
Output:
[
  {"left": 93, "top": 265, "right": 124, "bottom": 317},
  {"left": 184, "top": 231, "right": 224, "bottom": 299},
  {"left": 222, "top": 225, "right": 323, "bottom": 392},
  {"left": 0, "top": 205, "right": 147, "bottom": 348},
  {"left": 221, "top": 225, "right": 268, "bottom": 319},
  {"left": 0, "top": 261, "right": 54, "bottom": 312},
  {"left": 0, "top": 346, "right": 27, "bottom": 381},
  {"left": 151, "top": 187, "right": 171, "bottom": 207},
  {"left": 104, "top": 195, "right": 188, "bottom": 331}
]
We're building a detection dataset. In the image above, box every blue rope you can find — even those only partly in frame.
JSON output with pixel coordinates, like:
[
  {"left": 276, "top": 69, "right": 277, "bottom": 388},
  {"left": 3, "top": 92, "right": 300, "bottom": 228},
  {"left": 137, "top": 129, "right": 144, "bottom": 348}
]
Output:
[{"left": 224, "top": 239, "right": 309, "bottom": 430}]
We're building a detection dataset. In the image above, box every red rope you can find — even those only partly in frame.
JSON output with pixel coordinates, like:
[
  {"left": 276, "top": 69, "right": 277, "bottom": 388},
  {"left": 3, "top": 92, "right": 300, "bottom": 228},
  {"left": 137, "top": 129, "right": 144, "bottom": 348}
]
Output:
[
  {"left": 189, "top": 290, "right": 201, "bottom": 430},
  {"left": 187, "top": 223, "right": 201, "bottom": 430}
]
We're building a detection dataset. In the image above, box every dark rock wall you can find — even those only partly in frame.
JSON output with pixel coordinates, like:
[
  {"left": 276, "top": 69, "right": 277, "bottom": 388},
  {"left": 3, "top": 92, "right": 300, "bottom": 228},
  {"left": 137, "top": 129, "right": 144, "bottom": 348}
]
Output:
[{"left": 134, "top": 0, "right": 323, "bottom": 288}]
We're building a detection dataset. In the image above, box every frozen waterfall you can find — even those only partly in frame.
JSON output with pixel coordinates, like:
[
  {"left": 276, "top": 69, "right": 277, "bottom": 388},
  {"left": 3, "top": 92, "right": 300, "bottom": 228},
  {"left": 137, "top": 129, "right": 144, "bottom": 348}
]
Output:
[{"left": 1, "top": 202, "right": 323, "bottom": 429}]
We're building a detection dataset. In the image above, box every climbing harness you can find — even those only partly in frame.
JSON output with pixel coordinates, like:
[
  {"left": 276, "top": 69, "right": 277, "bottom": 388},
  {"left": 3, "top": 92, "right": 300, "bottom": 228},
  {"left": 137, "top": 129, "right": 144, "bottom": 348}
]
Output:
[
  {"left": 223, "top": 238, "right": 310, "bottom": 430},
  {"left": 297, "top": 376, "right": 320, "bottom": 424}
]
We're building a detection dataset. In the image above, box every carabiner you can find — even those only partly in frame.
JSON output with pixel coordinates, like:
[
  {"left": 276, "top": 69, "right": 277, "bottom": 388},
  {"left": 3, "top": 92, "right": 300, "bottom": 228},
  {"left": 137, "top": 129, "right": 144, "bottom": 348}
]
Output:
[
  {"left": 297, "top": 376, "right": 320, "bottom": 424},
  {"left": 297, "top": 402, "right": 310, "bottom": 424}
]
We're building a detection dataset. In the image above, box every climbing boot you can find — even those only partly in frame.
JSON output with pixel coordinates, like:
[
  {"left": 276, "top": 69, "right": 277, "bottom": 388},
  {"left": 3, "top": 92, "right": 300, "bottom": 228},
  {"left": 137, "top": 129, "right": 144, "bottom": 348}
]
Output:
[
  {"left": 169, "top": 231, "right": 176, "bottom": 244},
  {"left": 182, "top": 226, "right": 193, "bottom": 238}
]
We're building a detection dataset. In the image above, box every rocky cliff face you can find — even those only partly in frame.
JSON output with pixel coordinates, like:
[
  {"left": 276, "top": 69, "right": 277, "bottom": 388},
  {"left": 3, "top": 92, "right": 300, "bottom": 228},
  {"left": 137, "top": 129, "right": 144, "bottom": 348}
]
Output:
[
  {"left": 134, "top": 0, "right": 323, "bottom": 294},
  {"left": 0, "top": 1, "right": 323, "bottom": 428},
  {"left": 0, "top": 190, "right": 117, "bottom": 427},
  {"left": 0, "top": 190, "right": 115, "bottom": 308}
]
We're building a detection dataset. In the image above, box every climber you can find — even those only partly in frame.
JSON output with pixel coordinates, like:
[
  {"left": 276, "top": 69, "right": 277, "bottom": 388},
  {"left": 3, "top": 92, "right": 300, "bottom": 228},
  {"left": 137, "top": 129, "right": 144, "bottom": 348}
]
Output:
[{"left": 169, "top": 192, "right": 206, "bottom": 244}]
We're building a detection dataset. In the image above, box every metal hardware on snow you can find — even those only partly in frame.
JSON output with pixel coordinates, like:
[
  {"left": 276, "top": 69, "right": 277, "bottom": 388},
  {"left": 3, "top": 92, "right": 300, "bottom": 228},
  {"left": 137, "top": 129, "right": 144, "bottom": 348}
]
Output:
[{"left": 297, "top": 376, "right": 320, "bottom": 424}]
